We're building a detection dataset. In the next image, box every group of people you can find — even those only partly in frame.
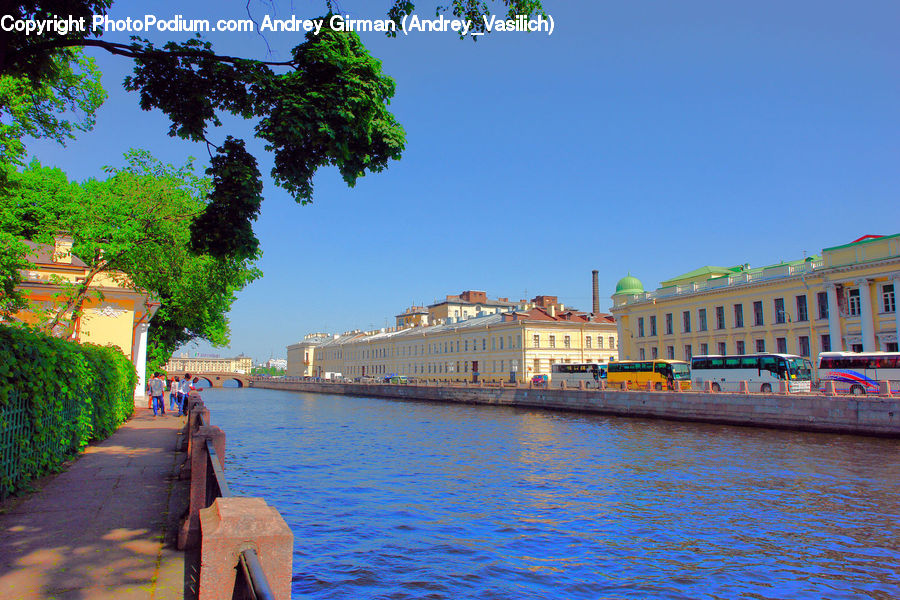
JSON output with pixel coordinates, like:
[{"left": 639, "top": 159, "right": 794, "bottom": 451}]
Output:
[{"left": 146, "top": 372, "right": 202, "bottom": 417}]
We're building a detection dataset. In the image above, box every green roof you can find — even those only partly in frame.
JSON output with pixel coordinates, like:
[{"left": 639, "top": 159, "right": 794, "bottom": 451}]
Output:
[
  {"left": 823, "top": 233, "right": 900, "bottom": 252},
  {"left": 614, "top": 274, "right": 644, "bottom": 295},
  {"left": 660, "top": 265, "right": 740, "bottom": 287}
]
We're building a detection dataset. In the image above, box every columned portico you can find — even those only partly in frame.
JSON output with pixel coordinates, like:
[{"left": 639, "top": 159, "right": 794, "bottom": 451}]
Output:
[
  {"left": 825, "top": 283, "right": 843, "bottom": 352},
  {"left": 856, "top": 278, "right": 876, "bottom": 351},
  {"left": 133, "top": 322, "right": 150, "bottom": 404}
]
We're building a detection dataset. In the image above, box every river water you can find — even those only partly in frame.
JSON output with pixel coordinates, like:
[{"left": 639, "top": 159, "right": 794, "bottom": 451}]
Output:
[{"left": 203, "top": 387, "right": 900, "bottom": 599}]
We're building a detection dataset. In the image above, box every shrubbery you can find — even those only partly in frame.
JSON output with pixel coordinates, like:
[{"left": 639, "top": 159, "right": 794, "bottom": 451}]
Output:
[{"left": 0, "top": 324, "right": 137, "bottom": 496}]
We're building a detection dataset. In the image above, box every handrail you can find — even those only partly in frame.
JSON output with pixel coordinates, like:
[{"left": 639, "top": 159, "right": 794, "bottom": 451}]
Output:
[
  {"left": 237, "top": 548, "right": 277, "bottom": 600},
  {"left": 192, "top": 401, "right": 277, "bottom": 599}
]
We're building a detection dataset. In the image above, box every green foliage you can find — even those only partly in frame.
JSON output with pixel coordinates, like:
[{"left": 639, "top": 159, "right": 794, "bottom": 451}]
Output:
[
  {"left": 0, "top": 232, "right": 30, "bottom": 316},
  {"left": 0, "top": 324, "right": 136, "bottom": 497},
  {"left": 2, "top": 0, "right": 543, "bottom": 261},
  {"left": 0, "top": 49, "right": 106, "bottom": 170},
  {"left": 251, "top": 366, "right": 287, "bottom": 376},
  {"left": 0, "top": 152, "right": 260, "bottom": 365}
]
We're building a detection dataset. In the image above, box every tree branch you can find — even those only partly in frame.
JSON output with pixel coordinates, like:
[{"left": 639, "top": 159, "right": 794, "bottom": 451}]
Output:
[{"left": 15, "top": 38, "right": 298, "bottom": 67}]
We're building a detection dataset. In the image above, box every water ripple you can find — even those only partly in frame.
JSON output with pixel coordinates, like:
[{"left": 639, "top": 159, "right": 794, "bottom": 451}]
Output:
[{"left": 206, "top": 388, "right": 900, "bottom": 599}]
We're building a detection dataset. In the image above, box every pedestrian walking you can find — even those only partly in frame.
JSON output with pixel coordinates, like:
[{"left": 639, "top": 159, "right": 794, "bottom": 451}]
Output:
[
  {"left": 148, "top": 372, "right": 166, "bottom": 417},
  {"left": 169, "top": 376, "right": 180, "bottom": 413},
  {"left": 180, "top": 373, "right": 192, "bottom": 415}
]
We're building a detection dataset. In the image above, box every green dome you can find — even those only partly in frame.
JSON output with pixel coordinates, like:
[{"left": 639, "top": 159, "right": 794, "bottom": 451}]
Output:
[{"left": 614, "top": 274, "right": 644, "bottom": 295}]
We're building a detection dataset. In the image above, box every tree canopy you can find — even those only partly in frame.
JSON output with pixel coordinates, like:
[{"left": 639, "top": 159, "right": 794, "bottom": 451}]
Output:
[
  {"left": 2, "top": 0, "right": 544, "bottom": 260},
  {"left": 0, "top": 151, "right": 260, "bottom": 370}
]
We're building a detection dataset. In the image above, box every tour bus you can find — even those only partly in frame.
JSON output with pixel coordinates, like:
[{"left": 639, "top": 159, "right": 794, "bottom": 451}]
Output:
[
  {"left": 690, "top": 354, "right": 812, "bottom": 393},
  {"left": 817, "top": 352, "right": 900, "bottom": 395},
  {"left": 606, "top": 360, "right": 691, "bottom": 390},
  {"left": 550, "top": 363, "right": 606, "bottom": 388}
]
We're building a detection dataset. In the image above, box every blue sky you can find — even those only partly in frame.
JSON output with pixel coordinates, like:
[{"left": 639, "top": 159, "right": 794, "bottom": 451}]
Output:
[{"left": 26, "top": 0, "right": 900, "bottom": 362}]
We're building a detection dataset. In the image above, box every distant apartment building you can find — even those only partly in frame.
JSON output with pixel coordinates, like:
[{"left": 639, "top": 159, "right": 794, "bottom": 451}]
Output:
[
  {"left": 165, "top": 353, "right": 253, "bottom": 374},
  {"left": 286, "top": 333, "right": 332, "bottom": 377},
  {"left": 611, "top": 234, "right": 900, "bottom": 362},
  {"left": 289, "top": 292, "right": 618, "bottom": 383}
]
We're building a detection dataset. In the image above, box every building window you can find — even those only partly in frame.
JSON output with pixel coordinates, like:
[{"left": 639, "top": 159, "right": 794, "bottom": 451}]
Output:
[
  {"left": 665, "top": 313, "right": 673, "bottom": 335},
  {"left": 500, "top": 337, "right": 504, "bottom": 350},
  {"left": 666, "top": 346, "right": 674, "bottom": 359},
  {"left": 736, "top": 340, "right": 745, "bottom": 354},
  {"left": 851, "top": 343, "right": 863, "bottom": 353},
  {"left": 533, "top": 358, "right": 540, "bottom": 372},
  {"left": 609, "top": 337, "right": 615, "bottom": 349},
  {"left": 651, "top": 347, "right": 658, "bottom": 359},
  {"left": 549, "top": 335, "right": 556, "bottom": 348},
  {"left": 887, "top": 342, "right": 899, "bottom": 352},
  {"left": 753, "top": 301, "right": 764, "bottom": 326},
  {"left": 598, "top": 337, "right": 604, "bottom": 349},
  {"left": 564, "top": 335, "right": 570, "bottom": 348},
  {"left": 715, "top": 306, "right": 725, "bottom": 329},
  {"left": 698, "top": 308, "right": 707, "bottom": 332},
  {"left": 817, "top": 292, "right": 828, "bottom": 319},
  {"left": 585, "top": 336, "right": 592, "bottom": 349},
  {"left": 717, "top": 342, "right": 726, "bottom": 355},
  {"left": 684, "top": 344, "right": 692, "bottom": 360},
  {"left": 796, "top": 295, "right": 808, "bottom": 322},
  {"left": 884, "top": 284, "right": 896, "bottom": 313},
  {"left": 638, "top": 317, "right": 644, "bottom": 337},
  {"left": 798, "top": 336, "right": 810, "bottom": 357},
  {"left": 848, "top": 289, "right": 861, "bottom": 316},
  {"left": 774, "top": 298, "right": 786, "bottom": 324},
  {"left": 733, "top": 304, "right": 744, "bottom": 328},
  {"left": 650, "top": 315, "right": 657, "bottom": 336},
  {"left": 700, "top": 343, "right": 708, "bottom": 355},
  {"left": 821, "top": 334, "right": 831, "bottom": 352},
  {"left": 682, "top": 311, "right": 691, "bottom": 333},
  {"left": 639, "top": 348, "right": 646, "bottom": 359},
  {"left": 756, "top": 339, "right": 766, "bottom": 353},
  {"left": 533, "top": 334, "right": 540, "bottom": 348},
  {"left": 777, "top": 337, "right": 787, "bottom": 353}
]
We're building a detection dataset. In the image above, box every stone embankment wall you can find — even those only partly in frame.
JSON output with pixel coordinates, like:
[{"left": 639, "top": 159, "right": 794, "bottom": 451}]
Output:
[{"left": 250, "top": 381, "right": 900, "bottom": 437}]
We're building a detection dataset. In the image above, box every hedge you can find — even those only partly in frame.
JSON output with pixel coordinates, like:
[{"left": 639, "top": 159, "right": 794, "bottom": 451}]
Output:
[{"left": 0, "top": 324, "right": 137, "bottom": 498}]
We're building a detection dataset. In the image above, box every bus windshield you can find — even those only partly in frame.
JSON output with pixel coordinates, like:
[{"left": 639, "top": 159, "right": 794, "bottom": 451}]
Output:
[
  {"left": 671, "top": 363, "right": 691, "bottom": 380},
  {"left": 788, "top": 358, "right": 812, "bottom": 380}
]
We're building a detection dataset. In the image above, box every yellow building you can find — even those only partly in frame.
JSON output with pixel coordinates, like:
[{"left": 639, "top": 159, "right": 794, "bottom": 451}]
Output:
[
  {"left": 611, "top": 234, "right": 900, "bottom": 363},
  {"left": 294, "top": 298, "right": 618, "bottom": 383},
  {"left": 286, "top": 333, "right": 332, "bottom": 377},
  {"left": 4, "top": 235, "right": 160, "bottom": 403},
  {"left": 164, "top": 353, "right": 253, "bottom": 374}
]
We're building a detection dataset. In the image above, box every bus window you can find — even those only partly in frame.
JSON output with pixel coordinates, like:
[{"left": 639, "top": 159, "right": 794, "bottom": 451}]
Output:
[{"left": 740, "top": 357, "right": 759, "bottom": 369}]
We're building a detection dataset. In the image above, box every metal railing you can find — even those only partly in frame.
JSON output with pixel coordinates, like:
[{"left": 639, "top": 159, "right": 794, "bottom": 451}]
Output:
[{"left": 198, "top": 414, "right": 276, "bottom": 600}]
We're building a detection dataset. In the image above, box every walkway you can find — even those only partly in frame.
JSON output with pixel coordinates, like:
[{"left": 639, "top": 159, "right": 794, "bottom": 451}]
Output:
[{"left": 0, "top": 407, "right": 191, "bottom": 600}]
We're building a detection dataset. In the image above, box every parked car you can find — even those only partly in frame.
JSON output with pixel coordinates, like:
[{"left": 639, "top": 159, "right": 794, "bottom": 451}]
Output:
[
  {"left": 389, "top": 375, "right": 408, "bottom": 384},
  {"left": 531, "top": 374, "right": 548, "bottom": 387}
]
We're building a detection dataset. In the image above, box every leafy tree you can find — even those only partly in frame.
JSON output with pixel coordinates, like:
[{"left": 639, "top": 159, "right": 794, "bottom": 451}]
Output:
[
  {"left": 2, "top": 0, "right": 544, "bottom": 260},
  {"left": 0, "top": 151, "right": 260, "bottom": 369},
  {"left": 0, "top": 48, "right": 105, "bottom": 171}
]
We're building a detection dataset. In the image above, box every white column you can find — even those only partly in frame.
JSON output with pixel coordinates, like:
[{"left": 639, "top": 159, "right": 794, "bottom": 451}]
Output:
[
  {"left": 857, "top": 278, "right": 876, "bottom": 351},
  {"left": 894, "top": 275, "right": 900, "bottom": 348},
  {"left": 825, "top": 283, "right": 843, "bottom": 352},
  {"left": 132, "top": 322, "right": 150, "bottom": 405}
]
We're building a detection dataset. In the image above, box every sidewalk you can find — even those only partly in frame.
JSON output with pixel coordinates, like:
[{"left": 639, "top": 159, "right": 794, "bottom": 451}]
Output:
[{"left": 0, "top": 407, "right": 191, "bottom": 600}]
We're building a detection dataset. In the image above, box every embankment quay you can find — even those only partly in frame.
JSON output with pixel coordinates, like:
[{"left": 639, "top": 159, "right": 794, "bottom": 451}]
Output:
[
  {"left": 250, "top": 379, "right": 900, "bottom": 437},
  {"left": 0, "top": 393, "right": 292, "bottom": 600}
]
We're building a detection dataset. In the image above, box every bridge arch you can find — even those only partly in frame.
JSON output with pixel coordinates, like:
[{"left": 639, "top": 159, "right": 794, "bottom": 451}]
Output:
[{"left": 189, "top": 373, "right": 250, "bottom": 388}]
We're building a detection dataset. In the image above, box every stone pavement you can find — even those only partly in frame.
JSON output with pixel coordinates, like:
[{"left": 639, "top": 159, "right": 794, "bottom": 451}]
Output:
[{"left": 0, "top": 407, "right": 192, "bottom": 600}]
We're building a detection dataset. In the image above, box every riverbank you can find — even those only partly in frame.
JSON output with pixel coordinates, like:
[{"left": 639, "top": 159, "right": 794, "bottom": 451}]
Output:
[
  {"left": 251, "top": 380, "right": 900, "bottom": 437},
  {"left": 0, "top": 408, "right": 190, "bottom": 600}
]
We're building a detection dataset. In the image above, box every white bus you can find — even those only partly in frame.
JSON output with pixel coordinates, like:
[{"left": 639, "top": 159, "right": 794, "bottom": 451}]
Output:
[
  {"left": 817, "top": 352, "right": 900, "bottom": 395},
  {"left": 550, "top": 363, "right": 605, "bottom": 388},
  {"left": 690, "top": 354, "right": 813, "bottom": 393}
]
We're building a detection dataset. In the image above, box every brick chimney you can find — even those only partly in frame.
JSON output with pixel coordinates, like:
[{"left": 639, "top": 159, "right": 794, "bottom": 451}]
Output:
[
  {"left": 592, "top": 270, "right": 600, "bottom": 315},
  {"left": 53, "top": 234, "right": 74, "bottom": 264}
]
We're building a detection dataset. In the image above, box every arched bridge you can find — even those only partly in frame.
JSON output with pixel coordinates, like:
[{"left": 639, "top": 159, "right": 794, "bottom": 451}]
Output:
[{"left": 189, "top": 372, "right": 251, "bottom": 388}]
